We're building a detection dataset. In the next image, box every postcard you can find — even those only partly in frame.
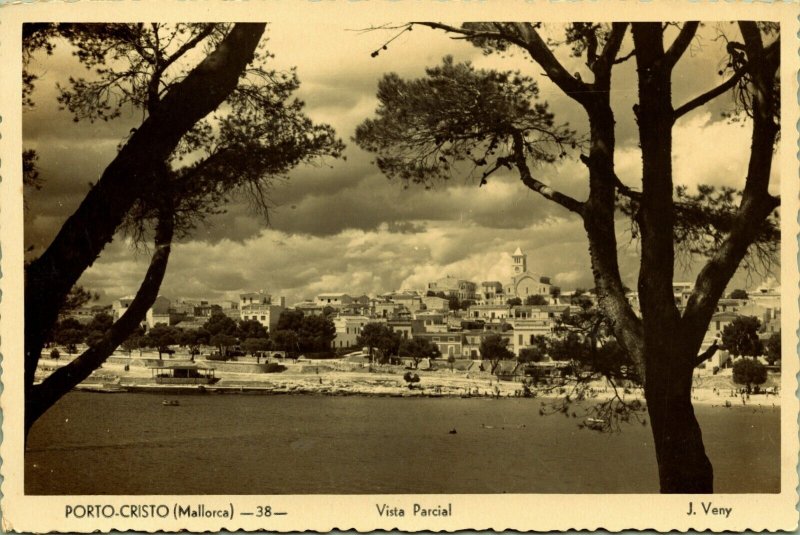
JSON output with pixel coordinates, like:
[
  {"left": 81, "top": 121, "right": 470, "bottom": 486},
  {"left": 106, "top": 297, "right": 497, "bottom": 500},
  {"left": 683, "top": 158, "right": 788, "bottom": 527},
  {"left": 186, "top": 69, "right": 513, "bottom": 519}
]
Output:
[{"left": 1, "top": 0, "right": 798, "bottom": 532}]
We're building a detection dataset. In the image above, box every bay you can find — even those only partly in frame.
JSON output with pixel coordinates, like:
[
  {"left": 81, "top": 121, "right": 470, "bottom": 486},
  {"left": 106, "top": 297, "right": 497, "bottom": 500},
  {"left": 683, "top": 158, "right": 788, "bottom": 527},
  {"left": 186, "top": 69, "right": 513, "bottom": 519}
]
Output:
[{"left": 25, "top": 392, "right": 780, "bottom": 494}]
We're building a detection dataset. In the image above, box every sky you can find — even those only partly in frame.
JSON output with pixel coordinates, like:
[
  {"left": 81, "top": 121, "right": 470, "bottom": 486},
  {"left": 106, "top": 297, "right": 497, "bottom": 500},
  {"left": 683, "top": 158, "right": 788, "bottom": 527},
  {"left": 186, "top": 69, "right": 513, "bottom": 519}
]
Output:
[{"left": 22, "top": 22, "right": 781, "bottom": 306}]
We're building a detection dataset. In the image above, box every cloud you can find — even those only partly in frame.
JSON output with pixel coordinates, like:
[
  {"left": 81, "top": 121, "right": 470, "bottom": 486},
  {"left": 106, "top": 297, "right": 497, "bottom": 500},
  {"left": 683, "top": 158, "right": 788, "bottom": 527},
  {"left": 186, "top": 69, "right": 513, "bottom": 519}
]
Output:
[{"left": 26, "top": 22, "right": 780, "bottom": 308}]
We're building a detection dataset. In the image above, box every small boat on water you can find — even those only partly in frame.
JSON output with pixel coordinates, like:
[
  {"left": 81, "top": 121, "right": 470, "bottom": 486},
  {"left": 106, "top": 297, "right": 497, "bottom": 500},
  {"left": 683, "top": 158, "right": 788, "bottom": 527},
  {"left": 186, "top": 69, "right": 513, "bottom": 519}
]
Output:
[
  {"left": 162, "top": 400, "right": 180, "bottom": 406},
  {"left": 585, "top": 417, "right": 606, "bottom": 430}
]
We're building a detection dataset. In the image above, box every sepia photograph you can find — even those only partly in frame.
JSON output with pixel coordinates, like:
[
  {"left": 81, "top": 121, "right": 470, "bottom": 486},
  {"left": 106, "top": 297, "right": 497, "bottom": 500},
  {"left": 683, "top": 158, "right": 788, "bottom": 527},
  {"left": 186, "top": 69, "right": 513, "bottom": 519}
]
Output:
[{"left": 2, "top": 1, "right": 798, "bottom": 532}]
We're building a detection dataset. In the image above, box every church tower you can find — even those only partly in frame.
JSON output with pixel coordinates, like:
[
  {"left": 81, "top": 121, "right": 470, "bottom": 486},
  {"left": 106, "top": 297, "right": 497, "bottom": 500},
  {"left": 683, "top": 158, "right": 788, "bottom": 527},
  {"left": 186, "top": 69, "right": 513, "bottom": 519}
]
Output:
[{"left": 511, "top": 247, "right": 527, "bottom": 275}]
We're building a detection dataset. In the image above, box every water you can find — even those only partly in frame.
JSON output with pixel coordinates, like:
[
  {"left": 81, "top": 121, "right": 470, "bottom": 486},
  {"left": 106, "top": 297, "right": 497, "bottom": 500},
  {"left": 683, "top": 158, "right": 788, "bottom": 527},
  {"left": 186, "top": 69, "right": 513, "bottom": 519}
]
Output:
[{"left": 26, "top": 392, "right": 780, "bottom": 494}]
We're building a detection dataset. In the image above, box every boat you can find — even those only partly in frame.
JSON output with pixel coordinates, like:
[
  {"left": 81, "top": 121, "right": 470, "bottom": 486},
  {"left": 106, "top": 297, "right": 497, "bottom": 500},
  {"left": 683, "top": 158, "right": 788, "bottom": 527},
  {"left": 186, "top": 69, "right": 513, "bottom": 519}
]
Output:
[
  {"left": 585, "top": 417, "right": 606, "bottom": 430},
  {"left": 162, "top": 399, "right": 180, "bottom": 406},
  {"left": 147, "top": 361, "right": 220, "bottom": 385}
]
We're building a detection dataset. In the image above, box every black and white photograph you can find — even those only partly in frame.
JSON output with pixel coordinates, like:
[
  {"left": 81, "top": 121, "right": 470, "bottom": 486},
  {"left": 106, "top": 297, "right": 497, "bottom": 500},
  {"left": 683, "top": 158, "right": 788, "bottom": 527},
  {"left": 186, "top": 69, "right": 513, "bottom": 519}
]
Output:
[{"left": 2, "top": 1, "right": 798, "bottom": 532}]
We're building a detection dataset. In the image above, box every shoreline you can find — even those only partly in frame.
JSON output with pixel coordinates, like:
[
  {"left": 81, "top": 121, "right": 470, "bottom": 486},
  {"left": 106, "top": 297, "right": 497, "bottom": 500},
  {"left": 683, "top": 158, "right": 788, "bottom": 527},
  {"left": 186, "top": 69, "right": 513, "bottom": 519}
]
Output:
[
  {"left": 72, "top": 383, "right": 782, "bottom": 411},
  {"left": 40, "top": 355, "right": 781, "bottom": 408}
]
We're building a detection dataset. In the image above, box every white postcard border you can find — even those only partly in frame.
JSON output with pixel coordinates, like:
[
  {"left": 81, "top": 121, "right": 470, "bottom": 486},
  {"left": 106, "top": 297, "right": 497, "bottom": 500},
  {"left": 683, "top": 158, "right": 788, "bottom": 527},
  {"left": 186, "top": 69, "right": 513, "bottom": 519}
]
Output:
[{"left": 1, "top": 1, "right": 798, "bottom": 532}]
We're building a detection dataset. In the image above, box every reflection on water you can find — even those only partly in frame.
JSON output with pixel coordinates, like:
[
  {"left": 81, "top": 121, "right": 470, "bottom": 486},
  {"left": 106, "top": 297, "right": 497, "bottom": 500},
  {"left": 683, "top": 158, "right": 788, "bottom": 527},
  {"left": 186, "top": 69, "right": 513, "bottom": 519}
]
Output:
[{"left": 26, "top": 392, "right": 780, "bottom": 494}]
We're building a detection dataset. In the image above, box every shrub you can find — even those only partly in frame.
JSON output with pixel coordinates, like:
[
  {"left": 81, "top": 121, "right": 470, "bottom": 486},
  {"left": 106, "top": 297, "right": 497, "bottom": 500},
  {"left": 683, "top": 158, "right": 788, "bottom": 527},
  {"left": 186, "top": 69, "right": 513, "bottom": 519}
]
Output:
[
  {"left": 732, "top": 357, "right": 767, "bottom": 393},
  {"left": 264, "top": 363, "right": 286, "bottom": 373}
]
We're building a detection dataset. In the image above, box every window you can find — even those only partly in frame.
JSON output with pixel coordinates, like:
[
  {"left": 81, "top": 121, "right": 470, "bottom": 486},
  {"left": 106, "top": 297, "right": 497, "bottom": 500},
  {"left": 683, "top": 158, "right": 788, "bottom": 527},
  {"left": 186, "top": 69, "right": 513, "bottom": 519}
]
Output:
[
  {"left": 261, "top": 316, "right": 266, "bottom": 321},
  {"left": 518, "top": 335, "right": 523, "bottom": 345}
]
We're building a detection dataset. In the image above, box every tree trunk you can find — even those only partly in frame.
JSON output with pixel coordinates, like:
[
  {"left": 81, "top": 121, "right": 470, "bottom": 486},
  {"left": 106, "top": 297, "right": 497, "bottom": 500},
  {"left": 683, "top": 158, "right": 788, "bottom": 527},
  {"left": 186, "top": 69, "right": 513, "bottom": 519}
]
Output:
[
  {"left": 645, "top": 344, "right": 713, "bottom": 493},
  {"left": 26, "top": 212, "right": 174, "bottom": 435},
  {"left": 24, "top": 23, "right": 266, "bottom": 396}
]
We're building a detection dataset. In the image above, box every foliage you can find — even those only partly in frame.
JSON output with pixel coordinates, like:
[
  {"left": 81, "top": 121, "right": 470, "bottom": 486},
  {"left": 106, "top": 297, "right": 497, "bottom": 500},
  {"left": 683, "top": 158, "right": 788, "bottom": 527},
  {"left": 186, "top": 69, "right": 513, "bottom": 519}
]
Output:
[
  {"left": 274, "top": 311, "right": 336, "bottom": 352},
  {"left": 277, "top": 310, "right": 306, "bottom": 330},
  {"left": 732, "top": 357, "right": 767, "bottom": 393},
  {"left": 506, "top": 297, "right": 522, "bottom": 306},
  {"left": 399, "top": 338, "right": 441, "bottom": 367},
  {"left": 525, "top": 295, "right": 548, "bottom": 306},
  {"left": 243, "top": 337, "right": 272, "bottom": 361},
  {"left": 355, "top": 56, "right": 575, "bottom": 188},
  {"left": 618, "top": 185, "right": 780, "bottom": 270},
  {"left": 765, "top": 332, "right": 781, "bottom": 365},
  {"left": 60, "top": 286, "right": 100, "bottom": 315},
  {"left": 178, "top": 328, "right": 209, "bottom": 355},
  {"left": 547, "top": 332, "right": 586, "bottom": 361},
  {"left": 121, "top": 334, "right": 144, "bottom": 355},
  {"left": 296, "top": 315, "right": 337, "bottom": 352},
  {"left": 145, "top": 324, "right": 180, "bottom": 357},
  {"left": 729, "top": 289, "right": 748, "bottom": 300},
  {"left": 238, "top": 319, "right": 268, "bottom": 340},
  {"left": 271, "top": 329, "right": 299, "bottom": 352},
  {"left": 83, "top": 312, "right": 115, "bottom": 348},
  {"left": 52, "top": 317, "right": 85, "bottom": 353},
  {"left": 210, "top": 333, "right": 238, "bottom": 357},
  {"left": 30, "top": 23, "right": 345, "bottom": 242},
  {"left": 203, "top": 312, "right": 238, "bottom": 338},
  {"left": 570, "top": 295, "right": 594, "bottom": 311},
  {"left": 720, "top": 316, "right": 763, "bottom": 357},
  {"left": 518, "top": 335, "right": 549, "bottom": 363},
  {"left": 84, "top": 330, "right": 106, "bottom": 349},
  {"left": 49, "top": 348, "right": 60, "bottom": 360},
  {"left": 87, "top": 312, "right": 114, "bottom": 333},
  {"left": 447, "top": 295, "right": 461, "bottom": 311},
  {"left": 479, "top": 334, "right": 515, "bottom": 373},
  {"left": 403, "top": 371, "right": 421, "bottom": 389},
  {"left": 357, "top": 323, "right": 402, "bottom": 363},
  {"left": 264, "top": 362, "right": 286, "bottom": 373}
]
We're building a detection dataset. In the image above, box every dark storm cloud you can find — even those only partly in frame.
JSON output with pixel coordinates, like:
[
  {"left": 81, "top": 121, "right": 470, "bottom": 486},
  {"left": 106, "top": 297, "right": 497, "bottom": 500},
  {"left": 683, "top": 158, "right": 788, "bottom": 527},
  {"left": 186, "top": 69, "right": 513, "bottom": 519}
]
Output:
[{"left": 386, "top": 221, "right": 427, "bottom": 234}]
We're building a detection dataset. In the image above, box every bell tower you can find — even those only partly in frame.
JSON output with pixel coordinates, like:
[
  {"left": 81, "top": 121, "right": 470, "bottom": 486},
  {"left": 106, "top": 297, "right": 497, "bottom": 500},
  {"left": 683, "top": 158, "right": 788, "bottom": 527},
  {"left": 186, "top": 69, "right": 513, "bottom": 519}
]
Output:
[{"left": 512, "top": 247, "right": 527, "bottom": 275}]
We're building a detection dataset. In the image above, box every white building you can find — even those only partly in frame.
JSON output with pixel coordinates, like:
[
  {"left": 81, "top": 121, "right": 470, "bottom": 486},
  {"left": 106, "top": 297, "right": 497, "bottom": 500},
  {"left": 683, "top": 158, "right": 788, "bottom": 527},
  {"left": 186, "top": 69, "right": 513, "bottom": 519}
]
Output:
[
  {"left": 511, "top": 307, "right": 555, "bottom": 356},
  {"left": 505, "top": 248, "right": 551, "bottom": 300},
  {"left": 421, "top": 295, "right": 449, "bottom": 312},
  {"left": 315, "top": 293, "right": 354, "bottom": 308},
  {"left": 146, "top": 296, "right": 172, "bottom": 328},
  {"left": 332, "top": 315, "right": 373, "bottom": 349},
  {"left": 427, "top": 276, "right": 478, "bottom": 301},
  {"left": 112, "top": 295, "right": 135, "bottom": 321},
  {"left": 467, "top": 303, "right": 512, "bottom": 322},
  {"left": 240, "top": 291, "right": 286, "bottom": 332}
]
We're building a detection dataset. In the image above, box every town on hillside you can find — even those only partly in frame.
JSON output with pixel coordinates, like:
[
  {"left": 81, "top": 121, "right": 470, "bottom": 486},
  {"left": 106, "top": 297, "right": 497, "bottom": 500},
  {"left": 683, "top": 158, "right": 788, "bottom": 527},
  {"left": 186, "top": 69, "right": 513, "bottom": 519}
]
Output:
[{"left": 48, "top": 248, "right": 782, "bottom": 394}]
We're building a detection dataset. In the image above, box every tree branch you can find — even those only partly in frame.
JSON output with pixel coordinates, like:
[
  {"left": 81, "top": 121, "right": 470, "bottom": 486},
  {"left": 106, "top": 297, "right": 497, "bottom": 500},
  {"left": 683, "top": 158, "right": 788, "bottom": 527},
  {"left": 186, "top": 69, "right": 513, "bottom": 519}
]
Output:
[
  {"left": 673, "top": 68, "right": 746, "bottom": 121},
  {"left": 600, "top": 23, "right": 628, "bottom": 67},
  {"left": 694, "top": 341, "right": 719, "bottom": 368},
  {"left": 663, "top": 21, "right": 699, "bottom": 69},
  {"left": 413, "top": 22, "right": 592, "bottom": 106},
  {"left": 613, "top": 49, "right": 636, "bottom": 65},
  {"left": 511, "top": 131, "right": 584, "bottom": 215},
  {"left": 27, "top": 211, "right": 175, "bottom": 432},
  {"left": 681, "top": 22, "right": 780, "bottom": 348},
  {"left": 164, "top": 25, "right": 215, "bottom": 69},
  {"left": 25, "top": 23, "right": 266, "bottom": 395}
]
